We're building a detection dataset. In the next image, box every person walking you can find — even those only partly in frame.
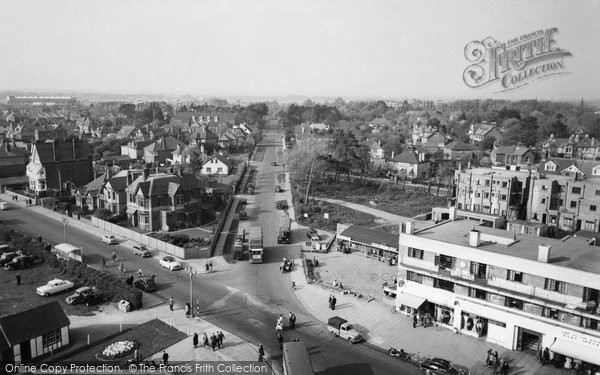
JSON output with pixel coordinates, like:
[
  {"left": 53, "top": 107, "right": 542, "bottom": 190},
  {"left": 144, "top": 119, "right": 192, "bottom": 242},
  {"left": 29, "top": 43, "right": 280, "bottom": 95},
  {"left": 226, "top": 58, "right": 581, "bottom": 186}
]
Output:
[
  {"left": 413, "top": 314, "right": 418, "bottom": 328},
  {"left": 16, "top": 273, "right": 21, "bottom": 286},
  {"left": 193, "top": 333, "right": 198, "bottom": 348},
  {"left": 331, "top": 296, "right": 337, "bottom": 310},
  {"left": 205, "top": 262, "right": 209, "bottom": 272},
  {"left": 169, "top": 297, "right": 174, "bottom": 311},
  {"left": 289, "top": 312, "right": 296, "bottom": 329},
  {"left": 328, "top": 294, "right": 333, "bottom": 309},
  {"left": 258, "top": 343, "right": 265, "bottom": 362},
  {"left": 101, "top": 258, "right": 106, "bottom": 268},
  {"left": 542, "top": 347, "right": 550, "bottom": 365},
  {"left": 185, "top": 302, "right": 191, "bottom": 317},
  {"left": 162, "top": 351, "right": 169, "bottom": 366},
  {"left": 203, "top": 333, "right": 209, "bottom": 349},
  {"left": 218, "top": 331, "right": 225, "bottom": 347},
  {"left": 210, "top": 333, "right": 217, "bottom": 351},
  {"left": 277, "top": 333, "right": 284, "bottom": 350},
  {"left": 492, "top": 357, "right": 499, "bottom": 375},
  {"left": 501, "top": 359, "right": 509, "bottom": 375}
]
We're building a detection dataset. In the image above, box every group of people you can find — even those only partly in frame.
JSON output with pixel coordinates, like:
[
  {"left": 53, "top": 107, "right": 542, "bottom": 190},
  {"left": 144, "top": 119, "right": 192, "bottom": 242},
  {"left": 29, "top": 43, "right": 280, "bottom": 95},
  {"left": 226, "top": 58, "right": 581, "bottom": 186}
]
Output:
[
  {"left": 412, "top": 312, "right": 433, "bottom": 328},
  {"left": 205, "top": 261, "right": 214, "bottom": 272},
  {"left": 275, "top": 312, "right": 297, "bottom": 332},
  {"left": 193, "top": 331, "right": 225, "bottom": 351},
  {"left": 328, "top": 294, "right": 337, "bottom": 310},
  {"left": 485, "top": 349, "right": 509, "bottom": 375}
]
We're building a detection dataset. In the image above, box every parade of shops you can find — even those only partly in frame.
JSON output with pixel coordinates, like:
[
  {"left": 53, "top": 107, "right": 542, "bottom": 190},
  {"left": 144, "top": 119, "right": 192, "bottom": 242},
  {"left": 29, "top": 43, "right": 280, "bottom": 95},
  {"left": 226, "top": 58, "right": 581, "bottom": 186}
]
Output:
[
  {"left": 393, "top": 217, "right": 600, "bottom": 370},
  {"left": 336, "top": 224, "right": 399, "bottom": 265}
]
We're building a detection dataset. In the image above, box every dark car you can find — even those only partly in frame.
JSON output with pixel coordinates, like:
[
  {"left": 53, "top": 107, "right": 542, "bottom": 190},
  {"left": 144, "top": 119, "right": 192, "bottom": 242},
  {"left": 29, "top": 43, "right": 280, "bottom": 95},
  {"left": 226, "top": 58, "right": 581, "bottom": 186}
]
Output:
[
  {"left": 271, "top": 161, "right": 277, "bottom": 166},
  {"left": 0, "top": 251, "right": 21, "bottom": 267},
  {"left": 66, "top": 287, "right": 105, "bottom": 306},
  {"left": 4, "top": 255, "right": 33, "bottom": 270},
  {"left": 239, "top": 211, "right": 248, "bottom": 220},
  {"left": 276, "top": 200, "right": 288, "bottom": 210},
  {"left": 420, "top": 358, "right": 470, "bottom": 375},
  {"left": 134, "top": 276, "right": 157, "bottom": 292}
]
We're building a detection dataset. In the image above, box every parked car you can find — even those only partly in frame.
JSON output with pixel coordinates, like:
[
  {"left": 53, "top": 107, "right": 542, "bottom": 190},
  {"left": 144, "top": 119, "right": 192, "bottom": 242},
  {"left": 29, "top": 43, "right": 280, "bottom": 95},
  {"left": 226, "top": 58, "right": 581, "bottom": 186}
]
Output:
[
  {"left": 271, "top": 161, "right": 277, "bottom": 166},
  {"left": 239, "top": 211, "right": 248, "bottom": 220},
  {"left": 133, "top": 244, "right": 152, "bottom": 258},
  {"left": 159, "top": 256, "right": 182, "bottom": 271},
  {"left": 102, "top": 234, "right": 118, "bottom": 245},
  {"left": 420, "top": 358, "right": 470, "bottom": 375},
  {"left": 275, "top": 185, "right": 282, "bottom": 193},
  {"left": 327, "top": 316, "right": 362, "bottom": 343},
  {"left": 0, "top": 251, "right": 22, "bottom": 267},
  {"left": 307, "top": 228, "right": 320, "bottom": 241},
  {"left": 133, "top": 276, "right": 157, "bottom": 292},
  {"left": 4, "top": 255, "right": 33, "bottom": 270},
  {"left": 65, "top": 286, "right": 105, "bottom": 306},
  {"left": 239, "top": 199, "right": 247, "bottom": 205},
  {"left": 36, "top": 279, "right": 75, "bottom": 296},
  {"left": 247, "top": 184, "right": 255, "bottom": 195},
  {"left": 276, "top": 200, "right": 288, "bottom": 210}
]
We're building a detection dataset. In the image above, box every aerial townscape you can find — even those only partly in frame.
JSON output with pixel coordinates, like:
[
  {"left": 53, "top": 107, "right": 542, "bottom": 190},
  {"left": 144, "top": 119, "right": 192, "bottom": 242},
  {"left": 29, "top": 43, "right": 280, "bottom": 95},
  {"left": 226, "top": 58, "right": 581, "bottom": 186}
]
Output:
[{"left": 0, "top": 1, "right": 599, "bottom": 375}]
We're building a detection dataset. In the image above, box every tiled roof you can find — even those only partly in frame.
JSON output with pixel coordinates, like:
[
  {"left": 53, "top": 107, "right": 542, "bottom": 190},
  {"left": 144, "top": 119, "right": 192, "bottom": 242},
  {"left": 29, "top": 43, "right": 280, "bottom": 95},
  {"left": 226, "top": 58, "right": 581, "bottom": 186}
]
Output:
[
  {"left": 128, "top": 173, "right": 202, "bottom": 197},
  {"left": 445, "top": 140, "right": 478, "bottom": 151},
  {"left": 117, "top": 125, "right": 135, "bottom": 137},
  {"left": 391, "top": 150, "right": 423, "bottom": 164},
  {"left": 0, "top": 302, "right": 69, "bottom": 350},
  {"left": 473, "top": 124, "right": 496, "bottom": 136},
  {"left": 538, "top": 158, "right": 600, "bottom": 176},
  {"left": 192, "top": 125, "right": 218, "bottom": 140},
  {"left": 33, "top": 140, "right": 91, "bottom": 163},
  {"left": 201, "top": 154, "right": 232, "bottom": 167},
  {"left": 339, "top": 224, "right": 398, "bottom": 249}
]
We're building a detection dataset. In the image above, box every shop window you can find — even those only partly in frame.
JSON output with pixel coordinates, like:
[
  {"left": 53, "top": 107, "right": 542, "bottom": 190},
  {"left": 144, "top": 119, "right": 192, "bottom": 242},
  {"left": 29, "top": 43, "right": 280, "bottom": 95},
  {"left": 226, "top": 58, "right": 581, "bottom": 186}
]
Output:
[
  {"left": 408, "top": 247, "right": 424, "bottom": 260},
  {"left": 504, "top": 297, "right": 523, "bottom": 310},
  {"left": 545, "top": 278, "right": 567, "bottom": 294},
  {"left": 407, "top": 271, "right": 423, "bottom": 284},
  {"left": 507, "top": 269, "right": 525, "bottom": 283},
  {"left": 469, "top": 287, "right": 487, "bottom": 300},
  {"left": 434, "top": 254, "right": 455, "bottom": 270},
  {"left": 564, "top": 218, "right": 573, "bottom": 227},
  {"left": 434, "top": 278, "right": 454, "bottom": 292},
  {"left": 540, "top": 198, "right": 546, "bottom": 204}
]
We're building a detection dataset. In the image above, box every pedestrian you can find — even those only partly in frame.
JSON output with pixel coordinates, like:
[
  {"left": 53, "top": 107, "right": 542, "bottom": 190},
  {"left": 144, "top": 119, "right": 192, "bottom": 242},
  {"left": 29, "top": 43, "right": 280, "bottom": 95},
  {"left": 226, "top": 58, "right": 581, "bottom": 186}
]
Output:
[
  {"left": 218, "top": 331, "right": 225, "bottom": 346},
  {"left": 169, "top": 297, "right": 174, "bottom": 311},
  {"left": 277, "top": 333, "right": 284, "bottom": 349},
  {"left": 492, "top": 357, "right": 499, "bottom": 375},
  {"left": 536, "top": 347, "right": 542, "bottom": 363},
  {"left": 209, "top": 261, "right": 213, "bottom": 271},
  {"left": 328, "top": 294, "right": 333, "bottom": 309},
  {"left": 291, "top": 281, "right": 296, "bottom": 290},
  {"left": 101, "top": 258, "right": 106, "bottom": 268},
  {"left": 162, "top": 351, "right": 169, "bottom": 366},
  {"left": 542, "top": 347, "right": 550, "bottom": 365},
  {"left": 210, "top": 333, "right": 217, "bottom": 351},
  {"left": 331, "top": 296, "right": 337, "bottom": 310},
  {"left": 203, "top": 333, "right": 209, "bottom": 349},
  {"left": 16, "top": 273, "right": 21, "bottom": 286},
  {"left": 216, "top": 332, "right": 221, "bottom": 349},
  {"left": 196, "top": 303, "right": 200, "bottom": 317},
  {"left": 289, "top": 312, "right": 296, "bottom": 329},
  {"left": 258, "top": 343, "right": 265, "bottom": 362},
  {"left": 413, "top": 314, "right": 417, "bottom": 328},
  {"left": 193, "top": 333, "right": 198, "bottom": 348},
  {"left": 501, "top": 360, "right": 509, "bottom": 375}
]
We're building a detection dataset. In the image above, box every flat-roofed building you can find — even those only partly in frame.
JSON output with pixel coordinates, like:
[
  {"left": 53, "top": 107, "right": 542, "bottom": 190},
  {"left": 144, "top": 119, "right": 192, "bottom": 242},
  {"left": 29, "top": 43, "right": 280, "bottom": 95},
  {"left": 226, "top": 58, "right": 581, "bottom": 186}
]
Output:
[{"left": 395, "top": 219, "right": 600, "bottom": 367}]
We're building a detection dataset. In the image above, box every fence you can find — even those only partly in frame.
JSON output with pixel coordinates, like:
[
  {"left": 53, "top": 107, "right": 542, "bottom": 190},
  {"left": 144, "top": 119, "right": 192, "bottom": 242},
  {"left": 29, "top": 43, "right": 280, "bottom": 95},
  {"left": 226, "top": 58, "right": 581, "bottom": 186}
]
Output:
[
  {"left": 91, "top": 217, "right": 209, "bottom": 259},
  {"left": 208, "top": 195, "right": 235, "bottom": 256}
]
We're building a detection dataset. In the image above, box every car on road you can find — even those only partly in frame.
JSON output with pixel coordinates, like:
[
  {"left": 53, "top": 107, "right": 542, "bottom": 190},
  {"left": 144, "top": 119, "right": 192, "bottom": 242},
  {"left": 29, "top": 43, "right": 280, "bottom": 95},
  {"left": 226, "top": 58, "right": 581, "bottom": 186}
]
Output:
[
  {"left": 133, "top": 276, "right": 157, "bottom": 292},
  {"left": 239, "top": 199, "right": 247, "bottom": 205},
  {"left": 307, "top": 228, "right": 320, "bottom": 241},
  {"left": 271, "top": 161, "right": 277, "bottom": 166},
  {"left": 101, "top": 234, "right": 118, "bottom": 245},
  {"left": 36, "top": 278, "right": 75, "bottom": 296},
  {"left": 247, "top": 184, "right": 255, "bottom": 195},
  {"left": 420, "top": 357, "right": 470, "bottom": 375},
  {"left": 159, "top": 256, "right": 182, "bottom": 271},
  {"left": 275, "top": 185, "right": 282, "bottom": 193},
  {"left": 239, "top": 211, "right": 248, "bottom": 220},
  {"left": 276, "top": 200, "right": 288, "bottom": 210},
  {"left": 133, "top": 244, "right": 152, "bottom": 258}
]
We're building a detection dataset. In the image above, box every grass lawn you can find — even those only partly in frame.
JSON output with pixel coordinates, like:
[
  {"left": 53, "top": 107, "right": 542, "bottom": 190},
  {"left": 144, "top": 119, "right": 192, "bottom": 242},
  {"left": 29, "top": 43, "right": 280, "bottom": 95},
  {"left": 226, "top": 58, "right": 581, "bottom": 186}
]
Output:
[
  {"left": 68, "top": 319, "right": 186, "bottom": 362},
  {"left": 295, "top": 200, "right": 381, "bottom": 233}
]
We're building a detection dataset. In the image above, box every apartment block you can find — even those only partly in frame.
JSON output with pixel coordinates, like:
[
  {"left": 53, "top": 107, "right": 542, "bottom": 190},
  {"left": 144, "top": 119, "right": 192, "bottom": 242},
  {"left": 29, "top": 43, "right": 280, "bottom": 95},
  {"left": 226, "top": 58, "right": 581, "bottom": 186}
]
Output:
[{"left": 395, "top": 219, "right": 600, "bottom": 366}]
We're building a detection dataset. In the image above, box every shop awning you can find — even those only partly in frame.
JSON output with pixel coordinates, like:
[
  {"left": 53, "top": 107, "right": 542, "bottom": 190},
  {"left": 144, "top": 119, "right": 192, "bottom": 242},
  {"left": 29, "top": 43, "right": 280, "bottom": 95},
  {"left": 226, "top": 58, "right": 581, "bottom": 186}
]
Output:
[
  {"left": 550, "top": 339, "right": 600, "bottom": 366},
  {"left": 126, "top": 207, "right": 138, "bottom": 214},
  {"left": 396, "top": 292, "right": 427, "bottom": 310}
]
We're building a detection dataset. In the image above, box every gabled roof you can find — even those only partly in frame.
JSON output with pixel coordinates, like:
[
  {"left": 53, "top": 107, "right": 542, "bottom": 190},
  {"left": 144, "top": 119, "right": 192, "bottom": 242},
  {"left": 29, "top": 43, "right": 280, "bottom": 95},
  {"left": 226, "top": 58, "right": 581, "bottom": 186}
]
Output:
[
  {"left": 128, "top": 173, "right": 203, "bottom": 197},
  {"left": 105, "top": 175, "right": 128, "bottom": 191},
  {"left": 445, "top": 140, "right": 478, "bottom": 151},
  {"left": 117, "top": 125, "right": 136, "bottom": 137},
  {"left": 0, "top": 301, "right": 69, "bottom": 350},
  {"left": 391, "top": 150, "right": 424, "bottom": 164},
  {"left": 32, "top": 140, "right": 91, "bottom": 163},
  {"left": 472, "top": 124, "right": 496, "bottom": 136},
  {"left": 366, "top": 140, "right": 383, "bottom": 151},
  {"left": 201, "top": 154, "right": 232, "bottom": 167},
  {"left": 144, "top": 136, "right": 186, "bottom": 152},
  {"left": 80, "top": 173, "right": 108, "bottom": 194},
  {"left": 192, "top": 125, "right": 218, "bottom": 141},
  {"left": 539, "top": 158, "right": 600, "bottom": 176}
]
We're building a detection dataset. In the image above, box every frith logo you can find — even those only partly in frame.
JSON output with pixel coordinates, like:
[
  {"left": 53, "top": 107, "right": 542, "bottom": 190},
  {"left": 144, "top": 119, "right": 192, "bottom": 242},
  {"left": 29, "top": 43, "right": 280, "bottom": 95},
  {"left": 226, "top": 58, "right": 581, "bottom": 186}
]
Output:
[{"left": 463, "top": 28, "right": 572, "bottom": 92}]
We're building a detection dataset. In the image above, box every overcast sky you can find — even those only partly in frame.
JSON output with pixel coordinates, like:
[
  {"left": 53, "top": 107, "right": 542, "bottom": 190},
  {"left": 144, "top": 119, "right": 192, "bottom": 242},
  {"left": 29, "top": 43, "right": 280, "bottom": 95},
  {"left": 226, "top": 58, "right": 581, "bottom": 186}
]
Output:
[{"left": 1, "top": 0, "right": 598, "bottom": 100}]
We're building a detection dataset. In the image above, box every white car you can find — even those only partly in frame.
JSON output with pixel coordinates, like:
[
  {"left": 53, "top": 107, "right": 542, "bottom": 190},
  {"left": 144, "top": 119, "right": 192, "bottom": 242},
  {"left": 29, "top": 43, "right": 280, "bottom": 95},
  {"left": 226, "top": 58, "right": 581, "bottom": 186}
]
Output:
[
  {"left": 36, "top": 279, "right": 75, "bottom": 296},
  {"left": 102, "top": 234, "right": 118, "bottom": 245},
  {"left": 133, "top": 244, "right": 152, "bottom": 258},
  {"left": 159, "top": 256, "right": 182, "bottom": 271}
]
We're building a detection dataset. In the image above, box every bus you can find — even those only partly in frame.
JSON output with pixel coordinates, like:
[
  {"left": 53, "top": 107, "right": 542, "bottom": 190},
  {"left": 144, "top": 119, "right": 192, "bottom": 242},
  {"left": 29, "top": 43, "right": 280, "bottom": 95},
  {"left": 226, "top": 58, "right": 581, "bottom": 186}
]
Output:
[
  {"left": 277, "top": 214, "right": 291, "bottom": 244},
  {"left": 282, "top": 342, "right": 314, "bottom": 375},
  {"left": 248, "top": 227, "right": 263, "bottom": 264}
]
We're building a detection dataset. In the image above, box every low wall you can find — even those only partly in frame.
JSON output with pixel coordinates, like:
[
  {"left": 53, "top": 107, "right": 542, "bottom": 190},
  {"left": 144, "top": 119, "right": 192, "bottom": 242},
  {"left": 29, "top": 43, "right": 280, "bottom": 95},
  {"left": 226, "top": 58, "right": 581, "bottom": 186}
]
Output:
[
  {"left": 91, "top": 217, "right": 209, "bottom": 259},
  {"left": 208, "top": 195, "right": 234, "bottom": 256}
]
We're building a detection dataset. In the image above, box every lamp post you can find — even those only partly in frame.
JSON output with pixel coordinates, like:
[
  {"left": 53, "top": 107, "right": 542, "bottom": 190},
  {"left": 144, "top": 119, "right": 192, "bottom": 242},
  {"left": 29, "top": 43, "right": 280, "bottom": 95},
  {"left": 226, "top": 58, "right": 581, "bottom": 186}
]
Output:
[
  {"left": 62, "top": 218, "right": 69, "bottom": 243},
  {"left": 189, "top": 266, "right": 197, "bottom": 316}
]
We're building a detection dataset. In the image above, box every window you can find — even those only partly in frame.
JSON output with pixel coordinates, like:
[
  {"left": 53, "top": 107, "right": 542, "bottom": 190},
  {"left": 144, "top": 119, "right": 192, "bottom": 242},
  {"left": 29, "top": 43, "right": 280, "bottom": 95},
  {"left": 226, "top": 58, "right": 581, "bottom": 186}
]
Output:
[
  {"left": 572, "top": 187, "right": 582, "bottom": 194},
  {"left": 585, "top": 221, "right": 595, "bottom": 231},
  {"left": 434, "top": 278, "right": 454, "bottom": 292},
  {"left": 570, "top": 201, "right": 577, "bottom": 208},
  {"left": 596, "top": 190, "right": 600, "bottom": 196},
  {"left": 408, "top": 248, "right": 424, "bottom": 260},
  {"left": 469, "top": 287, "right": 487, "bottom": 300},
  {"left": 593, "top": 167, "right": 600, "bottom": 176},
  {"left": 484, "top": 192, "right": 489, "bottom": 199},
  {"left": 542, "top": 307, "right": 559, "bottom": 320},
  {"left": 558, "top": 199, "right": 564, "bottom": 206},
  {"left": 217, "top": 167, "right": 223, "bottom": 173},
  {"left": 505, "top": 297, "right": 523, "bottom": 310},
  {"left": 502, "top": 181, "right": 508, "bottom": 188},
  {"left": 485, "top": 180, "right": 490, "bottom": 187},
  {"left": 470, "top": 262, "right": 488, "bottom": 279},
  {"left": 541, "top": 185, "right": 548, "bottom": 191},
  {"left": 591, "top": 205, "right": 597, "bottom": 211},
  {"left": 540, "top": 198, "right": 546, "bottom": 204},
  {"left": 545, "top": 278, "right": 567, "bottom": 294},
  {"left": 545, "top": 163, "right": 556, "bottom": 171},
  {"left": 43, "top": 329, "right": 62, "bottom": 349},
  {"left": 407, "top": 271, "right": 423, "bottom": 284},
  {"left": 507, "top": 269, "right": 525, "bottom": 283},
  {"left": 137, "top": 197, "right": 149, "bottom": 209},
  {"left": 473, "top": 204, "right": 480, "bottom": 211},
  {"left": 434, "top": 254, "right": 455, "bottom": 270},
  {"left": 475, "top": 192, "right": 481, "bottom": 198},
  {"left": 564, "top": 217, "right": 573, "bottom": 227},
  {"left": 206, "top": 167, "right": 212, "bottom": 173},
  {"left": 500, "top": 194, "right": 507, "bottom": 201}
]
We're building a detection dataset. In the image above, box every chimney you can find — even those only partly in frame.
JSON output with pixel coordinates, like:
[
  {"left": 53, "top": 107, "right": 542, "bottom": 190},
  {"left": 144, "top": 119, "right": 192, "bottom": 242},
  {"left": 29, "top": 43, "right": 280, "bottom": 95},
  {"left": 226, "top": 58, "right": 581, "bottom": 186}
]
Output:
[
  {"left": 142, "top": 168, "right": 149, "bottom": 181},
  {"left": 200, "top": 144, "right": 205, "bottom": 154},
  {"left": 391, "top": 151, "right": 395, "bottom": 159},
  {"left": 468, "top": 229, "right": 480, "bottom": 247},
  {"left": 127, "top": 170, "right": 133, "bottom": 186},
  {"left": 405, "top": 221, "right": 414, "bottom": 235},
  {"left": 449, "top": 206, "right": 457, "bottom": 220},
  {"left": 538, "top": 245, "right": 551, "bottom": 263}
]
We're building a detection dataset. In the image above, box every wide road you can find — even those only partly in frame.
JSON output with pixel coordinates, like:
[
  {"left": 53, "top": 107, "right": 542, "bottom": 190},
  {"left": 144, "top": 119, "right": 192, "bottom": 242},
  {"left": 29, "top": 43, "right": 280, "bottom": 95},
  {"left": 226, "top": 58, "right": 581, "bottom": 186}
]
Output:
[{"left": 0, "top": 135, "right": 416, "bottom": 375}]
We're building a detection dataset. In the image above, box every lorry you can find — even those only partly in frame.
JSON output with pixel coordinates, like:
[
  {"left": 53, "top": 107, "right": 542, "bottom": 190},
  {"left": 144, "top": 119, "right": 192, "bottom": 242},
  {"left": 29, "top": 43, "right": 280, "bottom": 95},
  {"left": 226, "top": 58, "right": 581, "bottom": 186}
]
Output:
[
  {"left": 327, "top": 316, "right": 362, "bottom": 343},
  {"left": 248, "top": 227, "right": 263, "bottom": 264},
  {"left": 277, "top": 215, "right": 291, "bottom": 244},
  {"left": 247, "top": 183, "right": 255, "bottom": 195}
]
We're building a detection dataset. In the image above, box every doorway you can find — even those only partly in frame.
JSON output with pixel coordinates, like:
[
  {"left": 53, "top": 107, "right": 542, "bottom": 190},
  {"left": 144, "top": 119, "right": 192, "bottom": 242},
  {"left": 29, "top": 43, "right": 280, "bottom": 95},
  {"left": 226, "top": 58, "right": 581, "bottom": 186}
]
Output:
[
  {"left": 516, "top": 327, "right": 541, "bottom": 352},
  {"left": 19, "top": 341, "right": 31, "bottom": 363}
]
